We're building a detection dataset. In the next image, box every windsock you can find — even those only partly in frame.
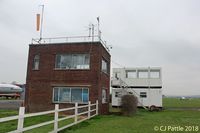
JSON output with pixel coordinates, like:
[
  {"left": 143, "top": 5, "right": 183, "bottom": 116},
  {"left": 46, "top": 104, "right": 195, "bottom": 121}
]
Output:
[{"left": 36, "top": 14, "right": 40, "bottom": 31}]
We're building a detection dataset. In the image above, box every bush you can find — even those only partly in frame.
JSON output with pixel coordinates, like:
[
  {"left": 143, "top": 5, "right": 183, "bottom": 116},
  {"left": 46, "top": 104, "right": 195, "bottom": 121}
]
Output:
[{"left": 121, "top": 95, "right": 138, "bottom": 116}]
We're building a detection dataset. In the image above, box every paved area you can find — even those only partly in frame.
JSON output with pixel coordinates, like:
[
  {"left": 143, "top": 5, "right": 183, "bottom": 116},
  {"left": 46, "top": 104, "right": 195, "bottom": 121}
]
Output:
[{"left": 0, "top": 100, "right": 24, "bottom": 110}]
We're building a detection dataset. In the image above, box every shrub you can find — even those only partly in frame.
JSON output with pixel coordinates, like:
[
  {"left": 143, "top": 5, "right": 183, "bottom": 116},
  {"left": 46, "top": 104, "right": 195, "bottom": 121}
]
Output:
[{"left": 121, "top": 95, "right": 138, "bottom": 116}]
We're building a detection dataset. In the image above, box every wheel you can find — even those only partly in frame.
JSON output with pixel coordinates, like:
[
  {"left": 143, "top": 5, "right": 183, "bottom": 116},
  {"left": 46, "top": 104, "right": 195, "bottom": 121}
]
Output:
[{"left": 149, "top": 105, "right": 156, "bottom": 111}]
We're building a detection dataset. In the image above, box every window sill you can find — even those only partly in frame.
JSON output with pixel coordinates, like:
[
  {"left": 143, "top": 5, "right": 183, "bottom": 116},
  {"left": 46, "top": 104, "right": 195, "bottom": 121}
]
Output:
[
  {"left": 54, "top": 68, "right": 90, "bottom": 71},
  {"left": 52, "top": 101, "right": 89, "bottom": 104}
]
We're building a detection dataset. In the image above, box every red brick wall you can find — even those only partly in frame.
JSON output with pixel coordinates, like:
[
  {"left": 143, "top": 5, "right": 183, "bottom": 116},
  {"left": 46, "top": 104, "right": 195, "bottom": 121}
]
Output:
[{"left": 25, "top": 42, "right": 110, "bottom": 114}]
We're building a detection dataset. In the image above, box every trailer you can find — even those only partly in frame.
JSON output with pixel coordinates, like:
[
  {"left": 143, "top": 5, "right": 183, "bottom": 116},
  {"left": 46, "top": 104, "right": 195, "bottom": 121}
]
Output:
[{"left": 111, "top": 67, "right": 162, "bottom": 110}]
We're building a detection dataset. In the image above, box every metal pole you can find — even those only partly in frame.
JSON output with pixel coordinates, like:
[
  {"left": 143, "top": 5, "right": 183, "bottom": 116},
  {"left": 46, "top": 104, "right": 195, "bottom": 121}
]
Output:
[
  {"left": 92, "top": 24, "right": 94, "bottom": 42},
  {"left": 97, "top": 17, "right": 100, "bottom": 40},
  {"left": 39, "top": 5, "right": 44, "bottom": 42}
]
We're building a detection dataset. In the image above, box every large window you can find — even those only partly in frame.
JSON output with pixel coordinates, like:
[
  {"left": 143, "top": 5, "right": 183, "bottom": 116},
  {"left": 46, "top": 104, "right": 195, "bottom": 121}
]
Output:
[
  {"left": 150, "top": 70, "right": 160, "bottom": 78},
  {"left": 102, "top": 59, "right": 108, "bottom": 74},
  {"left": 33, "top": 55, "right": 40, "bottom": 70},
  {"left": 53, "top": 87, "right": 89, "bottom": 103},
  {"left": 138, "top": 70, "right": 148, "bottom": 78},
  {"left": 55, "top": 54, "right": 90, "bottom": 69},
  {"left": 126, "top": 70, "right": 137, "bottom": 78}
]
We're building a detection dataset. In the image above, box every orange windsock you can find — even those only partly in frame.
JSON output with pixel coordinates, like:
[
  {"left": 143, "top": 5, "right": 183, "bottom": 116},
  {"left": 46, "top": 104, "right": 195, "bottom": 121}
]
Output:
[{"left": 36, "top": 14, "right": 40, "bottom": 31}]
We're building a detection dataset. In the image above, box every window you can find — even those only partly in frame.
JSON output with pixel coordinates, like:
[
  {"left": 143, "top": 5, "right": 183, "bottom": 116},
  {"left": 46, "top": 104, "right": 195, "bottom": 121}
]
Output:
[
  {"left": 102, "top": 89, "right": 107, "bottom": 103},
  {"left": 114, "top": 72, "right": 120, "bottom": 79},
  {"left": 138, "top": 70, "right": 148, "bottom": 78},
  {"left": 33, "top": 55, "right": 40, "bottom": 70},
  {"left": 150, "top": 70, "right": 160, "bottom": 78},
  {"left": 140, "top": 92, "right": 147, "bottom": 98},
  {"left": 102, "top": 59, "right": 108, "bottom": 73},
  {"left": 55, "top": 54, "right": 90, "bottom": 69},
  {"left": 126, "top": 70, "right": 137, "bottom": 78},
  {"left": 115, "top": 92, "right": 122, "bottom": 97},
  {"left": 53, "top": 87, "right": 89, "bottom": 103}
]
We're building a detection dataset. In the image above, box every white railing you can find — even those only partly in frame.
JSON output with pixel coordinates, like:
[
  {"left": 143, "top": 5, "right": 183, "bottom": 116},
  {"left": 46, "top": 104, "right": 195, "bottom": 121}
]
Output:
[
  {"left": 0, "top": 100, "right": 98, "bottom": 133},
  {"left": 31, "top": 35, "right": 110, "bottom": 52}
]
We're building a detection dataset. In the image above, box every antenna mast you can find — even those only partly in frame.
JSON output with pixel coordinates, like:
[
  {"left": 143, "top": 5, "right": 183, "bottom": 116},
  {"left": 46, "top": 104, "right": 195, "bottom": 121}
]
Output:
[
  {"left": 97, "top": 17, "right": 101, "bottom": 40},
  {"left": 39, "top": 5, "right": 44, "bottom": 41}
]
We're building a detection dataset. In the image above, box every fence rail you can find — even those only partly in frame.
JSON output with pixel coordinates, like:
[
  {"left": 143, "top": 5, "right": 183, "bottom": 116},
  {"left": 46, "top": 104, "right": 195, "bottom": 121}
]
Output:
[
  {"left": 0, "top": 100, "right": 98, "bottom": 133},
  {"left": 31, "top": 35, "right": 110, "bottom": 52}
]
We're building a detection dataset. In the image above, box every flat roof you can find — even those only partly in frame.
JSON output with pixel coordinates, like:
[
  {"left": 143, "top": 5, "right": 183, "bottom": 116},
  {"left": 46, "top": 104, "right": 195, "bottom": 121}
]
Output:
[{"left": 31, "top": 35, "right": 110, "bottom": 52}]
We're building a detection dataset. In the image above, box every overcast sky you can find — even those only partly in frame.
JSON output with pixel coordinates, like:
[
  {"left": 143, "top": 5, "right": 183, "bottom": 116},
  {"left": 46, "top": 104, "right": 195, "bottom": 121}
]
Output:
[{"left": 0, "top": 0, "right": 200, "bottom": 96}]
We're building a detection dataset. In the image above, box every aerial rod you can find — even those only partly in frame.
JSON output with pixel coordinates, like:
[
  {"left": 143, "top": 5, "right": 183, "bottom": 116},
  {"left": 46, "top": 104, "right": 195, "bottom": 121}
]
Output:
[{"left": 97, "top": 16, "right": 101, "bottom": 40}]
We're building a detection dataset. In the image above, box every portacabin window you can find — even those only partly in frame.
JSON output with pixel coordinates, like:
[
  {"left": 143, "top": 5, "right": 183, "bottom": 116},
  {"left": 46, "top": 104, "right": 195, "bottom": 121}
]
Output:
[
  {"left": 53, "top": 87, "right": 89, "bottom": 103},
  {"left": 150, "top": 70, "right": 160, "bottom": 78},
  {"left": 115, "top": 91, "right": 122, "bottom": 97},
  {"left": 102, "top": 59, "right": 108, "bottom": 74},
  {"left": 33, "top": 54, "right": 40, "bottom": 70},
  {"left": 55, "top": 54, "right": 90, "bottom": 69},
  {"left": 140, "top": 92, "right": 147, "bottom": 98},
  {"left": 138, "top": 70, "right": 148, "bottom": 78},
  {"left": 126, "top": 70, "right": 137, "bottom": 78},
  {"left": 114, "top": 72, "right": 120, "bottom": 79}
]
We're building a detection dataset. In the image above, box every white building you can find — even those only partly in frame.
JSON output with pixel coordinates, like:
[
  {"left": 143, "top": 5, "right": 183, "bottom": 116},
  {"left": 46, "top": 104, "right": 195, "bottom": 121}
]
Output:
[{"left": 111, "top": 67, "right": 162, "bottom": 109}]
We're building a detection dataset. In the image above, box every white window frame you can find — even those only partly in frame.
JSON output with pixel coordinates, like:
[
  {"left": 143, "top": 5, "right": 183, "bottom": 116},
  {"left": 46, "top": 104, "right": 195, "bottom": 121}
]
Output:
[
  {"left": 150, "top": 70, "right": 160, "bottom": 79},
  {"left": 126, "top": 70, "right": 137, "bottom": 78},
  {"left": 102, "top": 88, "right": 107, "bottom": 104},
  {"left": 55, "top": 54, "right": 90, "bottom": 70},
  {"left": 101, "top": 59, "right": 108, "bottom": 74},
  {"left": 138, "top": 70, "right": 148, "bottom": 79},
  {"left": 52, "top": 87, "right": 89, "bottom": 103},
  {"left": 33, "top": 54, "right": 40, "bottom": 70},
  {"left": 140, "top": 92, "right": 147, "bottom": 98}
]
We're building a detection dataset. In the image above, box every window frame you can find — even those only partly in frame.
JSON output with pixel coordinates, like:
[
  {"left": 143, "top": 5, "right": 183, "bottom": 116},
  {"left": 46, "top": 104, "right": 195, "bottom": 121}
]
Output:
[
  {"left": 102, "top": 88, "right": 107, "bottom": 104},
  {"left": 150, "top": 70, "right": 160, "bottom": 79},
  {"left": 126, "top": 70, "right": 137, "bottom": 78},
  {"left": 140, "top": 92, "right": 147, "bottom": 98},
  {"left": 55, "top": 53, "right": 90, "bottom": 70},
  {"left": 52, "top": 87, "right": 89, "bottom": 104},
  {"left": 101, "top": 58, "right": 109, "bottom": 74},
  {"left": 32, "top": 54, "right": 40, "bottom": 70},
  {"left": 138, "top": 70, "right": 148, "bottom": 79}
]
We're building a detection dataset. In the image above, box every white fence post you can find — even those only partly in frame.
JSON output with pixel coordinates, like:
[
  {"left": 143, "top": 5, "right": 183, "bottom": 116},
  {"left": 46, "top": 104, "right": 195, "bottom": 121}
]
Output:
[
  {"left": 88, "top": 101, "right": 91, "bottom": 119},
  {"left": 74, "top": 103, "right": 78, "bottom": 123},
  {"left": 54, "top": 104, "right": 59, "bottom": 133},
  {"left": 17, "top": 107, "right": 25, "bottom": 132},
  {"left": 96, "top": 100, "right": 98, "bottom": 115}
]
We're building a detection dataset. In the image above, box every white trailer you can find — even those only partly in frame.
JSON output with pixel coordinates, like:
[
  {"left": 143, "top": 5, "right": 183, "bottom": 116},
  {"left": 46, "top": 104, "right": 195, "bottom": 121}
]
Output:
[{"left": 111, "top": 67, "right": 162, "bottom": 109}]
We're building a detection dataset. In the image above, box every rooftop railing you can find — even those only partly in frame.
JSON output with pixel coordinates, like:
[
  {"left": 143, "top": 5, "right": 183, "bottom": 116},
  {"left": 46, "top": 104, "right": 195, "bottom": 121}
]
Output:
[{"left": 31, "top": 35, "right": 110, "bottom": 52}]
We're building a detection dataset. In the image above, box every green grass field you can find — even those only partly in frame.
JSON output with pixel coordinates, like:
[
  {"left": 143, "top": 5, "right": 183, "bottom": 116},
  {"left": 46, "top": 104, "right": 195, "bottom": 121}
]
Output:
[
  {"left": 0, "top": 98, "right": 200, "bottom": 133},
  {"left": 163, "top": 98, "right": 200, "bottom": 108}
]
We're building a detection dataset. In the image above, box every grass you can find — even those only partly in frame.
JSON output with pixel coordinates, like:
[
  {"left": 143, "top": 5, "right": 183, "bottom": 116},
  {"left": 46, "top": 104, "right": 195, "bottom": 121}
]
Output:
[
  {"left": 163, "top": 98, "right": 200, "bottom": 108},
  {"left": 1, "top": 98, "right": 200, "bottom": 133},
  {"left": 0, "top": 110, "right": 74, "bottom": 133},
  {"left": 60, "top": 110, "right": 200, "bottom": 133}
]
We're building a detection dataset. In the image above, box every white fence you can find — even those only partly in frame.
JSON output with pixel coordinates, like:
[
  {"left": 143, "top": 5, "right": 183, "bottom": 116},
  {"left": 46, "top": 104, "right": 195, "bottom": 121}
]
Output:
[{"left": 0, "top": 100, "right": 98, "bottom": 133}]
